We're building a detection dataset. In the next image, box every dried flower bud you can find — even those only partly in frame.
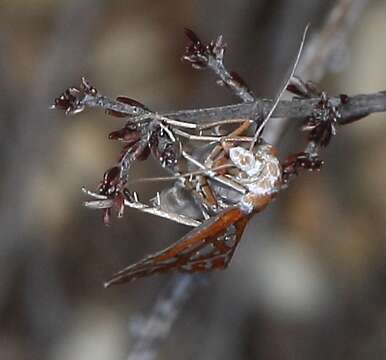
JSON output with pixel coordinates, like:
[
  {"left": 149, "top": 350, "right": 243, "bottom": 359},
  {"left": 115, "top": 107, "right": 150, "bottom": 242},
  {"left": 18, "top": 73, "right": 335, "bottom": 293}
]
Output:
[
  {"left": 105, "top": 97, "right": 148, "bottom": 118},
  {"left": 149, "top": 126, "right": 180, "bottom": 168},
  {"left": 108, "top": 127, "right": 141, "bottom": 144},
  {"left": 52, "top": 87, "right": 84, "bottom": 115},
  {"left": 52, "top": 78, "right": 98, "bottom": 115},
  {"left": 282, "top": 152, "right": 324, "bottom": 184},
  {"left": 103, "top": 208, "right": 112, "bottom": 226},
  {"left": 230, "top": 71, "right": 249, "bottom": 89},
  {"left": 303, "top": 92, "right": 340, "bottom": 147},
  {"left": 106, "top": 109, "right": 128, "bottom": 118},
  {"left": 182, "top": 28, "right": 226, "bottom": 69},
  {"left": 118, "top": 141, "right": 150, "bottom": 163},
  {"left": 136, "top": 144, "right": 150, "bottom": 161},
  {"left": 80, "top": 77, "right": 98, "bottom": 96},
  {"left": 112, "top": 192, "right": 125, "bottom": 218},
  {"left": 340, "top": 94, "right": 349, "bottom": 104},
  {"left": 184, "top": 28, "right": 201, "bottom": 44},
  {"left": 99, "top": 166, "right": 121, "bottom": 196},
  {"left": 116, "top": 96, "right": 147, "bottom": 110},
  {"left": 287, "top": 76, "right": 320, "bottom": 98}
]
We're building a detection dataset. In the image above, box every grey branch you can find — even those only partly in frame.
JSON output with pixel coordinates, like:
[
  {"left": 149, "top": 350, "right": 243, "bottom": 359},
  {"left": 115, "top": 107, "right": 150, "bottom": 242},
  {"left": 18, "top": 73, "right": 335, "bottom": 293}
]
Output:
[
  {"left": 164, "top": 91, "right": 386, "bottom": 126},
  {"left": 66, "top": 88, "right": 386, "bottom": 128}
]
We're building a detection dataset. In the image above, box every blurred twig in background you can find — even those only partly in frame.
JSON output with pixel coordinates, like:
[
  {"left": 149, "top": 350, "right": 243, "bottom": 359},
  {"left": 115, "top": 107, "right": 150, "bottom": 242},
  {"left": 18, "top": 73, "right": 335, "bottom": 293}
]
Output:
[{"left": 127, "top": 275, "right": 195, "bottom": 360}]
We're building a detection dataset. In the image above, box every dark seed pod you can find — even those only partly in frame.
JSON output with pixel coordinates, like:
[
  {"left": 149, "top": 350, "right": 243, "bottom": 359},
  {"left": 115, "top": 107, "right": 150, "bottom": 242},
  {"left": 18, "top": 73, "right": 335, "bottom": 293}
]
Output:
[
  {"left": 282, "top": 152, "right": 324, "bottom": 184},
  {"left": 149, "top": 126, "right": 180, "bottom": 169},
  {"left": 116, "top": 96, "right": 147, "bottom": 109},
  {"left": 106, "top": 109, "right": 129, "bottom": 118},
  {"left": 184, "top": 28, "right": 202, "bottom": 45},
  {"left": 103, "top": 166, "right": 120, "bottom": 184},
  {"left": 108, "top": 127, "right": 141, "bottom": 144},
  {"left": 230, "top": 71, "right": 248, "bottom": 89},
  {"left": 52, "top": 78, "right": 99, "bottom": 115},
  {"left": 159, "top": 143, "right": 180, "bottom": 168},
  {"left": 80, "top": 77, "right": 98, "bottom": 96},
  {"left": 287, "top": 76, "right": 320, "bottom": 98},
  {"left": 182, "top": 28, "right": 210, "bottom": 69},
  {"left": 103, "top": 208, "right": 112, "bottom": 226},
  {"left": 136, "top": 144, "right": 151, "bottom": 161},
  {"left": 119, "top": 141, "right": 150, "bottom": 163},
  {"left": 302, "top": 92, "right": 340, "bottom": 147},
  {"left": 53, "top": 87, "right": 84, "bottom": 114},
  {"left": 99, "top": 166, "right": 121, "bottom": 196},
  {"left": 340, "top": 94, "right": 349, "bottom": 104},
  {"left": 112, "top": 192, "right": 125, "bottom": 218},
  {"left": 54, "top": 94, "right": 73, "bottom": 111},
  {"left": 106, "top": 97, "right": 147, "bottom": 118}
]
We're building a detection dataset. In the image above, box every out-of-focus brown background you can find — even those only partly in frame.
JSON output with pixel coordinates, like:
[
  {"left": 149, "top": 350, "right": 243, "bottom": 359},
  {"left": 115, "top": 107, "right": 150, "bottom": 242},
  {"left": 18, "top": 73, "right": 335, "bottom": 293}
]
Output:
[{"left": 1, "top": 1, "right": 386, "bottom": 359}]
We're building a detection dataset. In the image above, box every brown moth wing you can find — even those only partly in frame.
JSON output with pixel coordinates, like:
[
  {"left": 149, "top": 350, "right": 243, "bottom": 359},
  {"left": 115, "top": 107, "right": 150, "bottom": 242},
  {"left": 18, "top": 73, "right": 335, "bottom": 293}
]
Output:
[{"left": 104, "top": 207, "right": 248, "bottom": 286}]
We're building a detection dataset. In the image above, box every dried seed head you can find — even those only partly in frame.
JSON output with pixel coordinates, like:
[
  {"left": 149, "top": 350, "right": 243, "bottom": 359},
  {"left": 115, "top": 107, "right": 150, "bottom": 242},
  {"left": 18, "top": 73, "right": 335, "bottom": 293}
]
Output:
[
  {"left": 149, "top": 125, "right": 180, "bottom": 169},
  {"left": 52, "top": 77, "right": 98, "bottom": 115},
  {"left": 340, "top": 94, "right": 349, "bottom": 104},
  {"left": 99, "top": 166, "right": 121, "bottom": 196},
  {"left": 182, "top": 28, "right": 226, "bottom": 69},
  {"left": 287, "top": 76, "right": 320, "bottom": 98},
  {"left": 108, "top": 127, "right": 141, "bottom": 144},
  {"left": 80, "top": 77, "right": 98, "bottom": 96},
  {"left": 303, "top": 92, "right": 340, "bottom": 147},
  {"left": 52, "top": 87, "right": 84, "bottom": 115},
  {"left": 282, "top": 152, "right": 324, "bottom": 184}
]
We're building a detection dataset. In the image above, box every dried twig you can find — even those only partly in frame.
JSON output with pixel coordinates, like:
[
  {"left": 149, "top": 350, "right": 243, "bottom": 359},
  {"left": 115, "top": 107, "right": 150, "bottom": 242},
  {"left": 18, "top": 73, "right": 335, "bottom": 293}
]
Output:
[
  {"left": 298, "top": 0, "right": 369, "bottom": 80},
  {"left": 163, "top": 92, "right": 385, "bottom": 127},
  {"left": 54, "top": 75, "right": 386, "bottom": 128}
]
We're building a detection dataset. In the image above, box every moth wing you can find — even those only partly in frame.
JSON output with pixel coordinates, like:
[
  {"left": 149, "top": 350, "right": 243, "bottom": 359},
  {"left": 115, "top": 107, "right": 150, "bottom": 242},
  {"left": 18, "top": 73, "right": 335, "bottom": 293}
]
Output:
[{"left": 105, "top": 207, "right": 248, "bottom": 286}]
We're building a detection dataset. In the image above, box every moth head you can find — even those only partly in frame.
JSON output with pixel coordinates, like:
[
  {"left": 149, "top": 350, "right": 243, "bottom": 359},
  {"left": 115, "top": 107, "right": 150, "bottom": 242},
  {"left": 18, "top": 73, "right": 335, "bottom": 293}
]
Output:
[{"left": 229, "top": 146, "right": 262, "bottom": 176}]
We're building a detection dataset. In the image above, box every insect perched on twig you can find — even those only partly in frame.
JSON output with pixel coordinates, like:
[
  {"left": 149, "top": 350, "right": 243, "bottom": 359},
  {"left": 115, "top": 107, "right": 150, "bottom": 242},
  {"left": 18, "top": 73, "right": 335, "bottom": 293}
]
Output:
[{"left": 52, "top": 25, "right": 349, "bottom": 287}]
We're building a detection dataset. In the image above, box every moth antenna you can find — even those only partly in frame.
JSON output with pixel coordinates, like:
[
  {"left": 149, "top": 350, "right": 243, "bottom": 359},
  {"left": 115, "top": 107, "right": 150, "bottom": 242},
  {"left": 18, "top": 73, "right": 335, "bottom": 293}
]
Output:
[{"left": 249, "top": 23, "right": 310, "bottom": 151}]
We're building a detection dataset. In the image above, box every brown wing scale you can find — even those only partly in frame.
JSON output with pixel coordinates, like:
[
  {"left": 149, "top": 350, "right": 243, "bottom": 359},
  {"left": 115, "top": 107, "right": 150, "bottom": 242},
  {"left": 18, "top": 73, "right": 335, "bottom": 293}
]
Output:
[{"left": 104, "top": 207, "right": 250, "bottom": 287}]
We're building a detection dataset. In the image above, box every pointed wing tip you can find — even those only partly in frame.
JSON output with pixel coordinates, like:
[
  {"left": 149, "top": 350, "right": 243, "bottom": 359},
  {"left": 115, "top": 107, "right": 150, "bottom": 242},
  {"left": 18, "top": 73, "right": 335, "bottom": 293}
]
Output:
[
  {"left": 104, "top": 272, "right": 137, "bottom": 287},
  {"left": 103, "top": 276, "right": 126, "bottom": 288}
]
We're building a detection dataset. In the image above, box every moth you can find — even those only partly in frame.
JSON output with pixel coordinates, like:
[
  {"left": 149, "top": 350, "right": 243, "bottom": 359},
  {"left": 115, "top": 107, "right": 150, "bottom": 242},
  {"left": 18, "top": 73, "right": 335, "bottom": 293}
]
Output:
[
  {"left": 104, "top": 144, "right": 282, "bottom": 286},
  {"left": 53, "top": 26, "right": 338, "bottom": 287},
  {"left": 103, "top": 27, "right": 319, "bottom": 287}
]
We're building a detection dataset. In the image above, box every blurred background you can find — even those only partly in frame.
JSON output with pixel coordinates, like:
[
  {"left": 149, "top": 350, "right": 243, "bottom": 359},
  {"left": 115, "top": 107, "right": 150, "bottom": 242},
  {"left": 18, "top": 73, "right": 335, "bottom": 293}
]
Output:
[{"left": 0, "top": 0, "right": 386, "bottom": 359}]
